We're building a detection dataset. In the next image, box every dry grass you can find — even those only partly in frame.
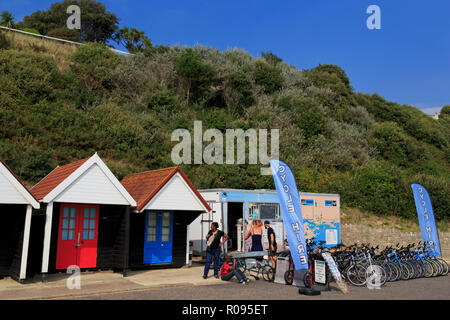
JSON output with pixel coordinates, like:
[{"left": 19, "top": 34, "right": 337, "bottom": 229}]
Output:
[
  {"left": 341, "top": 207, "right": 449, "bottom": 233},
  {"left": 1, "top": 30, "right": 77, "bottom": 72}
]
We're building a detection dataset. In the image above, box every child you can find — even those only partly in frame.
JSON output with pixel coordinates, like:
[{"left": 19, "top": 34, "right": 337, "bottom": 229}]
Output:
[{"left": 220, "top": 255, "right": 250, "bottom": 284}]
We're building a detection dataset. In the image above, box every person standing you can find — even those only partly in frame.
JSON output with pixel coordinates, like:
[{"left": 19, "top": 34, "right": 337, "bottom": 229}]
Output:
[
  {"left": 264, "top": 221, "right": 277, "bottom": 268},
  {"left": 245, "top": 220, "right": 264, "bottom": 252},
  {"left": 203, "top": 222, "right": 228, "bottom": 279}
]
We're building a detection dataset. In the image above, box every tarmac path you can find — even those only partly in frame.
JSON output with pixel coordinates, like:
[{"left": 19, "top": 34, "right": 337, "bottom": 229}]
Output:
[{"left": 58, "top": 275, "right": 449, "bottom": 300}]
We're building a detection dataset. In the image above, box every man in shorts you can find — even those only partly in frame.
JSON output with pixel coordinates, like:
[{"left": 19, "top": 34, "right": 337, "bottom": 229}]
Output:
[{"left": 264, "top": 221, "right": 277, "bottom": 268}]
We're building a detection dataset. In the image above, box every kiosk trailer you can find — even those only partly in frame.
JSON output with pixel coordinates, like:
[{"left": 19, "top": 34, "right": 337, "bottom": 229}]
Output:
[{"left": 190, "top": 189, "right": 340, "bottom": 256}]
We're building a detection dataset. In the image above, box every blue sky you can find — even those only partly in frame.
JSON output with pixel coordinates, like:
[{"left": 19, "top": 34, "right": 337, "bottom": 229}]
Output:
[{"left": 2, "top": 0, "right": 449, "bottom": 114}]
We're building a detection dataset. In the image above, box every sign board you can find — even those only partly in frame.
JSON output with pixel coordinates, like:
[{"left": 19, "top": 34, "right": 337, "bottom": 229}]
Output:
[
  {"left": 326, "top": 229, "right": 338, "bottom": 245},
  {"left": 314, "top": 260, "right": 326, "bottom": 284}
]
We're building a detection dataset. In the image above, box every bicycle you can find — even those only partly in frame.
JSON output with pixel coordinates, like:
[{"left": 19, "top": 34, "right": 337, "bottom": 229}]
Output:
[
  {"left": 303, "top": 239, "right": 331, "bottom": 288},
  {"left": 423, "top": 242, "right": 449, "bottom": 276},
  {"left": 235, "top": 254, "right": 275, "bottom": 282}
]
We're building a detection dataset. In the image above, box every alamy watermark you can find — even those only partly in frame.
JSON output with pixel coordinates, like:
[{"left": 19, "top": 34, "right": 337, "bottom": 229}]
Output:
[
  {"left": 366, "top": 265, "right": 383, "bottom": 289},
  {"left": 171, "top": 121, "right": 279, "bottom": 175},
  {"left": 366, "top": 5, "right": 381, "bottom": 30},
  {"left": 66, "top": 5, "right": 81, "bottom": 30},
  {"left": 66, "top": 265, "right": 81, "bottom": 290}
]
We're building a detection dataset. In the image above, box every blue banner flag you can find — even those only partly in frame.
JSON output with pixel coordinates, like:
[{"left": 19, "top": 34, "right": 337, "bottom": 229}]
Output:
[
  {"left": 270, "top": 160, "right": 308, "bottom": 271},
  {"left": 411, "top": 184, "right": 441, "bottom": 257}
]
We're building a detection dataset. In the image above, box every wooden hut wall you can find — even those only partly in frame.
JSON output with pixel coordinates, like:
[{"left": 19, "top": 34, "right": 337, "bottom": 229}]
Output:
[{"left": 0, "top": 204, "right": 26, "bottom": 279}]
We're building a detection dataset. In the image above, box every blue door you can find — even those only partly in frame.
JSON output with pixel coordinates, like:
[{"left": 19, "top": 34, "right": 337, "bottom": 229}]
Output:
[{"left": 144, "top": 211, "right": 173, "bottom": 264}]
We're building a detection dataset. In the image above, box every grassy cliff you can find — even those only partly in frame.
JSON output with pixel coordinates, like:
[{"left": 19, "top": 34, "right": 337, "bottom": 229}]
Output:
[{"left": 0, "top": 31, "right": 449, "bottom": 222}]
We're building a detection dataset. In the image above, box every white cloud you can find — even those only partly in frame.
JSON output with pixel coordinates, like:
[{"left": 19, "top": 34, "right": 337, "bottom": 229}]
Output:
[{"left": 419, "top": 106, "right": 442, "bottom": 115}]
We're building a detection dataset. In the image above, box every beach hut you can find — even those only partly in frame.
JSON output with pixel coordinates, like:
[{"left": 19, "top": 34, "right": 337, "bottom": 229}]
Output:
[
  {"left": 0, "top": 159, "right": 40, "bottom": 281},
  {"left": 121, "top": 167, "right": 211, "bottom": 268},
  {"left": 29, "top": 154, "right": 136, "bottom": 278}
]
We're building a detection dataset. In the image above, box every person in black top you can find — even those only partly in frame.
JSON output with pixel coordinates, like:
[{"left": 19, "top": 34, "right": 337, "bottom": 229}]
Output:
[
  {"left": 203, "top": 222, "right": 229, "bottom": 279},
  {"left": 264, "top": 221, "right": 277, "bottom": 268}
]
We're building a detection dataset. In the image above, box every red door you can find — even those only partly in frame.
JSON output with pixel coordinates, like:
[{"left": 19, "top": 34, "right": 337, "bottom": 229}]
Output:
[{"left": 56, "top": 204, "right": 99, "bottom": 270}]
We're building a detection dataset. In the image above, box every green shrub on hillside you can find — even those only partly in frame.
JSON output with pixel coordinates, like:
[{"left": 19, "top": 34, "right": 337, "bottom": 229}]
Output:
[
  {"left": 0, "top": 50, "right": 60, "bottom": 103},
  {"left": 20, "top": 27, "right": 40, "bottom": 35},
  {"left": 175, "top": 49, "right": 217, "bottom": 104},
  {"left": 350, "top": 163, "right": 398, "bottom": 216},
  {"left": 276, "top": 94, "right": 329, "bottom": 142},
  {"left": 0, "top": 143, "right": 57, "bottom": 183},
  {"left": 369, "top": 122, "right": 428, "bottom": 166},
  {"left": 145, "top": 87, "right": 181, "bottom": 111},
  {"left": 355, "top": 93, "right": 448, "bottom": 149},
  {"left": 69, "top": 42, "right": 122, "bottom": 105},
  {"left": 224, "top": 71, "right": 255, "bottom": 115},
  {"left": 46, "top": 27, "right": 79, "bottom": 42},
  {"left": 253, "top": 60, "right": 283, "bottom": 94},
  {"left": 308, "top": 64, "right": 352, "bottom": 93},
  {"left": 0, "top": 32, "right": 11, "bottom": 49}
]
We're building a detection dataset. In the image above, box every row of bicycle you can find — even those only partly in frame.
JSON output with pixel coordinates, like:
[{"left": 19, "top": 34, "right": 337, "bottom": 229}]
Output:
[
  {"left": 219, "top": 239, "right": 447, "bottom": 288},
  {"left": 324, "top": 240, "right": 448, "bottom": 287}
]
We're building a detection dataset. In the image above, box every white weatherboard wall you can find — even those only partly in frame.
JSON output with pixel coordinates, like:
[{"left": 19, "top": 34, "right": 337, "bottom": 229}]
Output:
[
  {"left": 143, "top": 173, "right": 205, "bottom": 211},
  {"left": 0, "top": 170, "right": 29, "bottom": 204},
  {"left": 53, "top": 163, "right": 129, "bottom": 205},
  {"left": 189, "top": 191, "right": 223, "bottom": 255}
]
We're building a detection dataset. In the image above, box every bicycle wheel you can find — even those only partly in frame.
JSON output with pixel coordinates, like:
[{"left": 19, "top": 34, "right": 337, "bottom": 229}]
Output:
[
  {"left": 434, "top": 259, "right": 444, "bottom": 276},
  {"left": 387, "top": 261, "right": 400, "bottom": 281},
  {"left": 303, "top": 272, "right": 312, "bottom": 288},
  {"left": 346, "top": 264, "right": 367, "bottom": 286},
  {"left": 374, "top": 260, "right": 389, "bottom": 281},
  {"left": 437, "top": 258, "right": 449, "bottom": 276},
  {"left": 429, "top": 259, "right": 440, "bottom": 277},
  {"left": 415, "top": 261, "right": 424, "bottom": 278},
  {"left": 380, "top": 262, "right": 393, "bottom": 282},
  {"left": 398, "top": 263, "right": 410, "bottom": 280},
  {"left": 422, "top": 260, "right": 434, "bottom": 278},
  {"left": 262, "top": 266, "right": 275, "bottom": 282},
  {"left": 402, "top": 261, "right": 415, "bottom": 279},
  {"left": 366, "top": 264, "right": 387, "bottom": 287},
  {"left": 410, "top": 260, "right": 423, "bottom": 278},
  {"left": 284, "top": 270, "right": 293, "bottom": 285}
]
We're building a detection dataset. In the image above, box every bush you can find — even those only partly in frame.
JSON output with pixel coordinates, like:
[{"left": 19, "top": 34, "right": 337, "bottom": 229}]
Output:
[
  {"left": 175, "top": 49, "right": 217, "bottom": 104},
  {"left": 305, "top": 64, "right": 352, "bottom": 96},
  {"left": 0, "top": 50, "right": 60, "bottom": 103},
  {"left": 145, "top": 87, "right": 180, "bottom": 111},
  {"left": 369, "top": 121, "right": 431, "bottom": 167},
  {"left": 276, "top": 94, "right": 329, "bottom": 142},
  {"left": 20, "top": 27, "right": 40, "bottom": 35},
  {"left": 0, "top": 143, "right": 57, "bottom": 183},
  {"left": 90, "top": 103, "right": 150, "bottom": 154},
  {"left": 356, "top": 93, "right": 448, "bottom": 149},
  {"left": 349, "top": 163, "right": 398, "bottom": 216},
  {"left": 441, "top": 105, "right": 450, "bottom": 117},
  {"left": 72, "top": 42, "right": 120, "bottom": 67},
  {"left": 0, "top": 32, "right": 11, "bottom": 49},
  {"left": 70, "top": 42, "right": 121, "bottom": 97},
  {"left": 46, "top": 27, "right": 79, "bottom": 42},
  {"left": 261, "top": 51, "right": 283, "bottom": 65},
  {"left": 224, "top": 71, "right": 255, "bottom": 115},
  {"left": 253, "top": 60, "right": 283, "bottom": 94}
]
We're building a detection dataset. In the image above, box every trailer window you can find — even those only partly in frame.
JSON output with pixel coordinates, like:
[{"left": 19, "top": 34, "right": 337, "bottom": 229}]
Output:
[
  {"left": 249, "top": 203, "right": 280, "bottom": 220},
  {"left": 260, "top": 205, "right": 278, "bottom": 220}
]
